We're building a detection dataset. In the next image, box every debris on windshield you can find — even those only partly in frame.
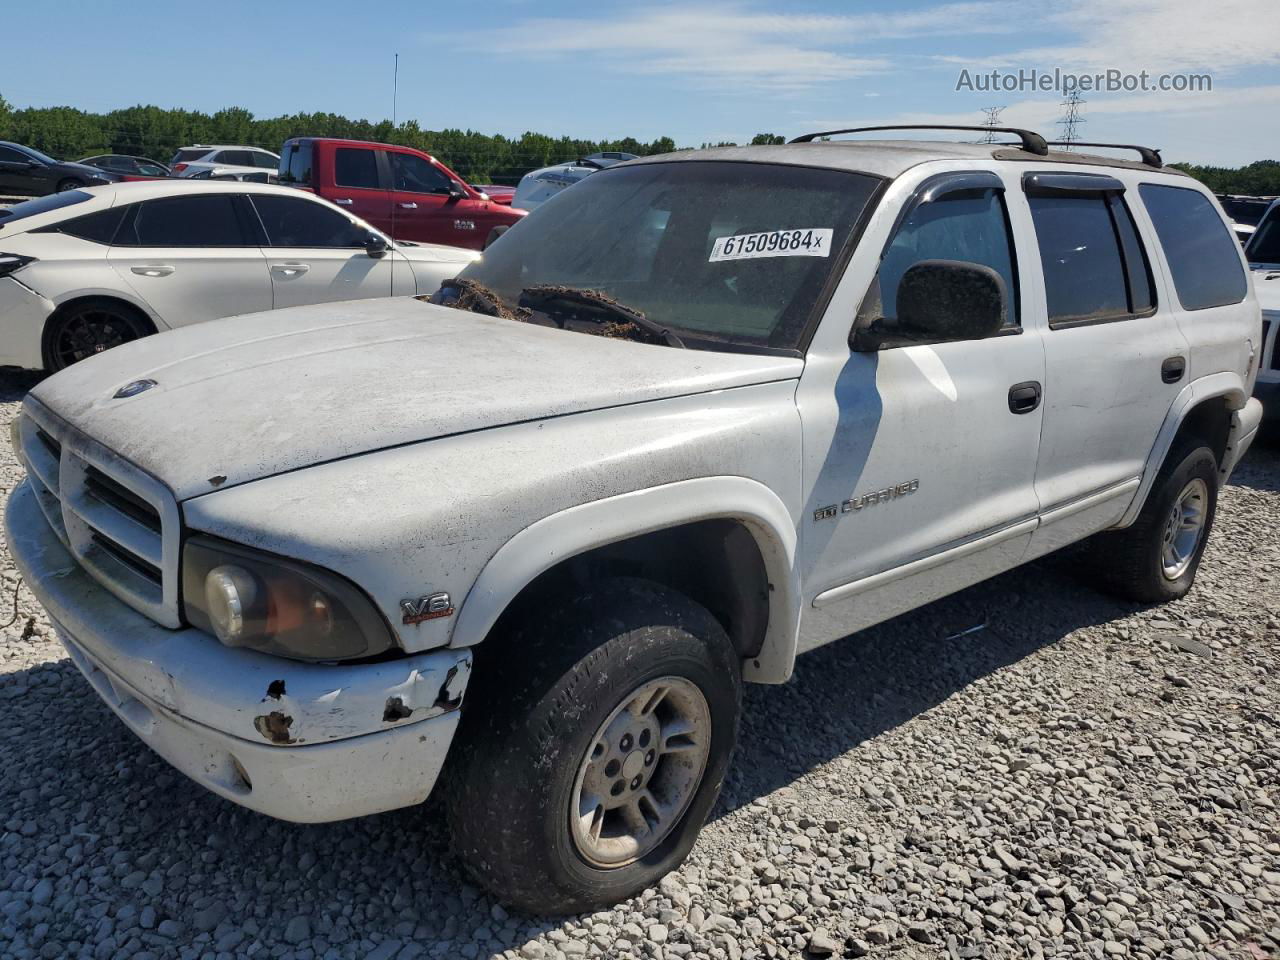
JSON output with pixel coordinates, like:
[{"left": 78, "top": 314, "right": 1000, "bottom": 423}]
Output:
[
  {"left": 424, "top": 277, "right": 531, "bottom": 322},
  {"left": 520, "top": 285, "right": 685, "bottom": 348}
]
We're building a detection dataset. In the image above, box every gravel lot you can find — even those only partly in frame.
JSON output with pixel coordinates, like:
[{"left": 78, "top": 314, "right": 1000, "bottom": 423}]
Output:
[{"left": 1, "top": 369, "right": 1277, "bottom": 960}]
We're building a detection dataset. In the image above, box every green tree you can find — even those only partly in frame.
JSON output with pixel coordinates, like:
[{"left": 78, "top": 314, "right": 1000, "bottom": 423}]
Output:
[{"left": 750, "top": 133, "right": 786, "bottom": 145}]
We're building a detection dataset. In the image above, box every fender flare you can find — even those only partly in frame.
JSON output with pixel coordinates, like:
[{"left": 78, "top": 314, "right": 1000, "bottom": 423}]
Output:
[
  {"left": 1117, "top": 372, "right": 1247, "bottom": 527},
  {"left": 450, "top": 476, "right": 803, "bottom": 683}
]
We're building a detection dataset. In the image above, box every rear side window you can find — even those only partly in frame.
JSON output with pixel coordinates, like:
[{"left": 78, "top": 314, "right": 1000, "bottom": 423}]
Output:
[
  {"left": 1139, "top": 184, "right": 1248, "bottom": 310},
  {"left": 390, "top": 152, "right": 452, "bottom": 194},
  {"left": 250, "top": 152, "right": 278, "bottom": 169},
  {"left": 1248, "top": 207, "right": 1280, "bottom": 265},
  {"left": 1028, "top": 193, "right": 1153, "bottom": 326},
  {"left": 0, "top": 190, "right": 93, "bottom": 229},
  {"left": 172, "top": 148, "right": 211, "bottom": 163},
  {"left": 335, "top": 148, "right": 381, "bottom": 189},
  {"left": 251, "top": 195, "right": 369, "bottom": 247},
  {"left": 216, "top": 150, "right": 254, "bottom": 167},
  {"left": 115, "top": 195, "right": 246, "bottom": 246}
]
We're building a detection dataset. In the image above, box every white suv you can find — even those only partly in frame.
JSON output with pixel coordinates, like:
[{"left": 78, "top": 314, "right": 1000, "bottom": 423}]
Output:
[
  {"left": 170, "top": 144, "right": 280, "bottom": 179},
  {"left": 5, "top": 126, "right": 1263, "bottom": 914},
  {"left": 1244, "top": 199, "right": 1280, "bottom": 419}
]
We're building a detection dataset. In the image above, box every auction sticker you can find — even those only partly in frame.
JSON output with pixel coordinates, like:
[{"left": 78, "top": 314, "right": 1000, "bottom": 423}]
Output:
[{"left": 709, "top": 228, "right": 833, "bottom": 262}]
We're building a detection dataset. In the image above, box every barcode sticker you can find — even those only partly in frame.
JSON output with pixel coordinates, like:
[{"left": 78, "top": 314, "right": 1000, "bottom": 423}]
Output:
[{"left": 709, "top": 228, "right": 833, "bottom": 262}]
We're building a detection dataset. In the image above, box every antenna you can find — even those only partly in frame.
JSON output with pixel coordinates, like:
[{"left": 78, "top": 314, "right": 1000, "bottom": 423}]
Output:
[
  {"left": 1058, "top": 91, "right": 1085, "bottom": 150},
  {"left": 979, "top": 106, "right": 1005, "bottom": 143},
  {"left": 390, "top": 52, "right": 399, "bottom": 293}
]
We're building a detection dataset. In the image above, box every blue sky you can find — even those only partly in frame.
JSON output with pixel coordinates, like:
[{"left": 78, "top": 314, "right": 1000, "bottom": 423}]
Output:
[{"left": 4, "top": 0, "right": 1278, "bottom": 166}]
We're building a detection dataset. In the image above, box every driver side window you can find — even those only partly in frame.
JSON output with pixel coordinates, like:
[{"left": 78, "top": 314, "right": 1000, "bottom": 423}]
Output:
[{"left": 860, "top": 188, "right": 1019, "bottom": 334}]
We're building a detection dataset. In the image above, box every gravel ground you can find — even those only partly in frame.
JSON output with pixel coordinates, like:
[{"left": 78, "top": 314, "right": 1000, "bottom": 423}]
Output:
[{"left": 1, "top": 369, "right": 1277, "bottom": 960}]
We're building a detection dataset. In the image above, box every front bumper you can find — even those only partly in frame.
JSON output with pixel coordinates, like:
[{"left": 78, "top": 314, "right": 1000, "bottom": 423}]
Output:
[
  {"left": 0, "top": 276, "right": 54, "bottom": 369},
  {"left": 5, "top": 480, "right": 471, "bottom": 822}
]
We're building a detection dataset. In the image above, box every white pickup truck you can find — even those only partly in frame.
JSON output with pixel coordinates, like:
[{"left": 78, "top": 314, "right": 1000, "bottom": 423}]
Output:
[{"left": 5, "top": 126, "right": 1263, "bottom": 914}]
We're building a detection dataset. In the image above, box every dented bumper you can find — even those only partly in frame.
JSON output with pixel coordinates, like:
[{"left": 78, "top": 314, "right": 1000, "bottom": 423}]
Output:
[{"left": 5, "top": 480, "right": 470, "bottom": 822}]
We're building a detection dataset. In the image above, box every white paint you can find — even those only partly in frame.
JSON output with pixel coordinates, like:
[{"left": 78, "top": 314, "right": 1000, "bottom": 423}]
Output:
[{"left": 901, "top": 344, "right": 958, "bottom": 401}]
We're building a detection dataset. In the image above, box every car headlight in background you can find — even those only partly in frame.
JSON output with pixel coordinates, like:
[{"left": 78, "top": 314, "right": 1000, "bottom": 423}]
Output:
[{"left": 182, "top": 536, "right": 395, "bottom": 661}]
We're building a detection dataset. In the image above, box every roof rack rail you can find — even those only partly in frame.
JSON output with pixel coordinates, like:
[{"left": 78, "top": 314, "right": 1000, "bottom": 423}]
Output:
[
  {"left": 789, "top": 124, "right": 1049, "bottom": 156},
  {"left": 1044, "top": 141, "right": 1163, "bottom": 167}
]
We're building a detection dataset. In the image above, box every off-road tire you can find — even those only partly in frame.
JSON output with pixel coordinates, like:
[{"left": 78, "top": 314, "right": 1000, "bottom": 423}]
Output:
[
  {"left": 1093, "top": 441, "right": 1219, "bottom": 603},
  {"left": 445, "top": 577, "right": 742, "bottom": 914}
]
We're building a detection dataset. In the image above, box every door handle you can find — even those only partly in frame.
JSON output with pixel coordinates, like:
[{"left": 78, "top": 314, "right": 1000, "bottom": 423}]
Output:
[
  {"left": 130, "top": 265, "right": 174, "bottom": 277},
  {"left": 333, "top": 198, "right": 353, "bottom": 206},
  {"left": 271, "top": 263, "right": 310, "bottom": 277},
  {"left": 1008, "top": 381, "right": 1042, "bottom": 415},
  {"left": 398, "top": 202, "right": 418, "bottom": 209},
  {"left": 1161, "top": 356, "right": 1186, "bottom": 384}
]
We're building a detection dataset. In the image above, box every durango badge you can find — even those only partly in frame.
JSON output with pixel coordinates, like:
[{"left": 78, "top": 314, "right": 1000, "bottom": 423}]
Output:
[{"left": 400, "top": 592, "right": 454, "bottom": 624}]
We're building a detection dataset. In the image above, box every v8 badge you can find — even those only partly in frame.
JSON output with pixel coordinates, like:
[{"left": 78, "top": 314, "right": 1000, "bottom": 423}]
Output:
[{"left": 401, "top": 592, "right": 454, "bottom": 624}]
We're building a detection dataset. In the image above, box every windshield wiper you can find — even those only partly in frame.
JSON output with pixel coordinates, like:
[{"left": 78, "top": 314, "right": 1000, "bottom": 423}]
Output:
[{"left": 520, "top": 285, "right": 685, "bottom": 348}]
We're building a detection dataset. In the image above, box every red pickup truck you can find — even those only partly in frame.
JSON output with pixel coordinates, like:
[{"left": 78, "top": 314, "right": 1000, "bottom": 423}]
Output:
[{"left": 278, "top": 138, "right": 525, "bottom": 250}]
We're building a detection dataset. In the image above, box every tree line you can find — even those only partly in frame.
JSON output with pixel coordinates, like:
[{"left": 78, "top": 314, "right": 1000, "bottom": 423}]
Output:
[{"left": 1, "top": 95, "right": 1276, "bottom": 194}]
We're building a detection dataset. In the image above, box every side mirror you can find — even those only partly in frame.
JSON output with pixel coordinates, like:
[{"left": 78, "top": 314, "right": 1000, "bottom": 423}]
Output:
[
  {"left": 365, "top": 233, "right": 389, "bottom": 259},
  {"left": 446, "top": 184, "right": 466, "bottom": 201},
  {"left": 852, "top": 259, "right": 1006, "bottom": 351}
]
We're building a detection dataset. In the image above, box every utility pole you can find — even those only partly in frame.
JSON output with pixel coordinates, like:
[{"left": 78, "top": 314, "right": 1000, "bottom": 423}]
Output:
[
  {"left": 1058, "top": 91, "right": 1085, "bottom": 149},
  {"left": 979, "top": 106, "right": 1005, "bottom": 143}
]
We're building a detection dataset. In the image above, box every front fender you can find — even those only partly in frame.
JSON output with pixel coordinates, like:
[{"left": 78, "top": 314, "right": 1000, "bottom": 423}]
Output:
[{"left": 451, "top": 476, "right": 803, "bottom": 683}]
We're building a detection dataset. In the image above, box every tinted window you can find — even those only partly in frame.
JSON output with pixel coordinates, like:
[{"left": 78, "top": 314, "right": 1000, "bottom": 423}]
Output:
[
  {"left": 391, "top": 152, "right": 452, "bottom": 194},
  {"left": 334, "top": 148, "right": 380, "bottom": 189},
  {"left": 0, "top": 146, "right": 30, "bottom": 163},
  {"left": 251, "top": 195, "right": 369, "bottom": 247},
  {"left": 280, "top": 142, "right": 313, "bottom": 185},
  {"left": 453, "top": 161, "right": 881, "bottom": 352},
  {"left": 52, "top": 207, "right": 127, "bottom": 243},
  {"left": 117, "top": 195, "right": 246, "bottom": 246},
  {"left": 0, "top": 190, "right": 93, "bottom": 228},
  {"left": 1248, "top": 206, "right": 1280, "bottom": 265},
  {"left": 136, "top": 162, "right": 168, "bottom": 177},
  {"left": 1140, "top": 184, "right": 1248, "bottom": 310},
  {"left": 250, "top": 152, "right": 278, "bottom": 169},
  {"left": 1029, "top": 193, "right": 1150, "bottom": 324},
  {"left": 870, "top": 189, "right": 1019, "bottom": 328},
  {"left": 173, "top": 148, "right": 211, "bottom": 163},
  {"left": 216, "top": 150, "right": 254, "bottom": 167}
]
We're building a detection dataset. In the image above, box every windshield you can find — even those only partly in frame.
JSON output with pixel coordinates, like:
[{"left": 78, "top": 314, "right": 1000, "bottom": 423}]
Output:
[
  {"left": 0, "top": 190, "right": 94, "bottom": 227},
  {"left": 1247, "top": 204, "right": 1280, "bottom": 264},
  {"left": 455, "top": 160, "right": 882, "bottom": 353}
]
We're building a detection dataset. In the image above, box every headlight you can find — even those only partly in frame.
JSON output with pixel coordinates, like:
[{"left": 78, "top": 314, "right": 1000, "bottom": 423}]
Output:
[{"left": 182, "top": 536, "right": 395, "bottom": 661}]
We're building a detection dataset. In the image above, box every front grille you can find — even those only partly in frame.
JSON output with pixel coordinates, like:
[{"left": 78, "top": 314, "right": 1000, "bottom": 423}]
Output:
[{"left": 16, "top": 400, "right": 181, "bottom": 628}]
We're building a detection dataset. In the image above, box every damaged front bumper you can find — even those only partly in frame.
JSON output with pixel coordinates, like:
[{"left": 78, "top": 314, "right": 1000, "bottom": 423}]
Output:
[{"left": 5, "top": 480, "right": 471, "bottom": 823}]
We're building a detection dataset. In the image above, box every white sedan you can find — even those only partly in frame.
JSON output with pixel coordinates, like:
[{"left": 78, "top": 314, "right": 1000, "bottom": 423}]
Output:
[{"left": 0, "top": 181, "right": 478, "bottom": 370}]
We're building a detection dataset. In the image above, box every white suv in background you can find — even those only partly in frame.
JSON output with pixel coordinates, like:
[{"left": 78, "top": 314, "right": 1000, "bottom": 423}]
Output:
[
  {"left": 1245, "top": 199, "right": 1280, "bottom": 420},
  {"left": 0, "top": 181, "right": 477, "bottom": 370},
  {"left": 170, "top": 145, "right": 280, "bottom": 179}
]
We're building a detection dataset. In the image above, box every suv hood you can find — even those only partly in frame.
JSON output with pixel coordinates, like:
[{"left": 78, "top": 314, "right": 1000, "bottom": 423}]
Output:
[{"left": 31, "top": 297, "right": 802, "bottom": 501}]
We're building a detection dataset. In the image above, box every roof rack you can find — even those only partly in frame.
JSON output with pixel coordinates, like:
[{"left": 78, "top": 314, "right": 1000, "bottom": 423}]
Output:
[
  {"left": 1044, "top": 141, "right": 1163, "bottom": 168},
  {"left": 789, "top": 124, "right": 1049, "bottom": 156}
]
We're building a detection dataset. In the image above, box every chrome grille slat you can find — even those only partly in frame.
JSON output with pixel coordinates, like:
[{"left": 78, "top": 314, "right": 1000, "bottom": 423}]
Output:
[{"left": 16, "top": 399, "right": 181, "bottom": 628}]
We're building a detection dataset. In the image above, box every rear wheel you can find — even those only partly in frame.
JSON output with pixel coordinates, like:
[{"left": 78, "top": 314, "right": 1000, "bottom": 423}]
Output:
[
  {"left": 43, "top": 299, "right": 153, "bottom": 371},
  {"left": 446, "top": 577, "right": 742, "bottom": 914},
  {"left": 1093, "top": 441, "right": 1219, "bottom": 603}
]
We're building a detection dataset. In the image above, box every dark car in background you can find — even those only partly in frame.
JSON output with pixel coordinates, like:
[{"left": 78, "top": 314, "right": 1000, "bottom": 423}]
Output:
[
  {"left": 0, "top": 141, "right": 121, "bottom": 196},
  {"left": 78, "top": 154, "right": 171, "bottom": 179}
]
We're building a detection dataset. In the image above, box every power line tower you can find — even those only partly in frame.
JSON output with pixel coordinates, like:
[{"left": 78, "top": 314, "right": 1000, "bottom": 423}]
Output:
[
  {"left": 1058, "top": 91, "right": 1085, "bottom": 149},
  {"left": 979, "top": 106, "right": 1005, "bottom": 143}
]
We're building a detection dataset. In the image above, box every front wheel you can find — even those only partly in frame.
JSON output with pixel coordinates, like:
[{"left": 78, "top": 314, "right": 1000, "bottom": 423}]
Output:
[
  {"left": 1093, "top": 442, "right": 1219, "bottom": 603},
  {"left": 446, "top": 578, "right": 742, "bottom": 913},
  {"left": 43, "top": 300, "right": 152, "bottom": 371},
  {"left": 56, "top": 178, "right": 84, "bottom": 192}
]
